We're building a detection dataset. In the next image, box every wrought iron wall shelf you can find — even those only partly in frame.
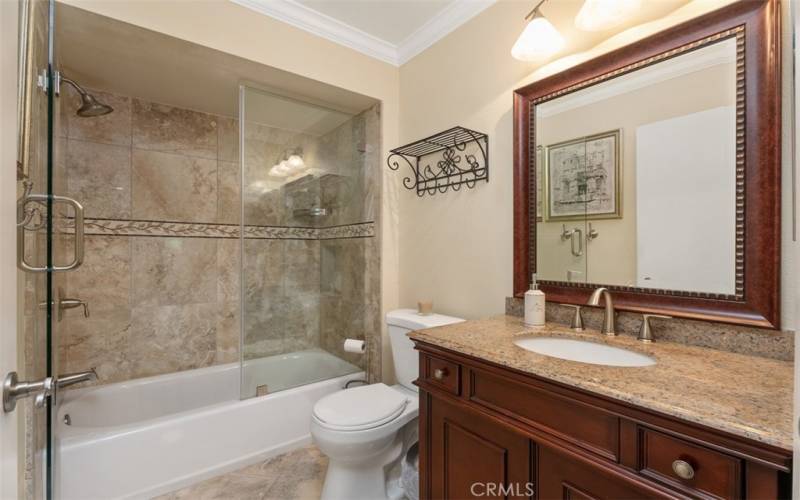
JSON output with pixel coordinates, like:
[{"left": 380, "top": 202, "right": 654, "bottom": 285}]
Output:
[{"left": 387, "top": 126, "right": 488, "bottom": 197}]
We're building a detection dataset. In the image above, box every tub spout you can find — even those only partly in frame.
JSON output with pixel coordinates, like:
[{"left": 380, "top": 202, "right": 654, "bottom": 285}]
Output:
[{"left": 57, "top": 368, "right": 98, "bottom": 389}]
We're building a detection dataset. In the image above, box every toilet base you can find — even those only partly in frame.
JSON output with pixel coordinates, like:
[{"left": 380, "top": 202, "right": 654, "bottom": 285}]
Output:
[{"left": 320, "top": 434, "right": 404, "bottom": 500}]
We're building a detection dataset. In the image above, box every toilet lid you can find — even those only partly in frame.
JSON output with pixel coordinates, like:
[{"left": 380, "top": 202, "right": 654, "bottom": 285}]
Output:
[{"left": 313, "top": 383, "right": 409, "bottom": 430}]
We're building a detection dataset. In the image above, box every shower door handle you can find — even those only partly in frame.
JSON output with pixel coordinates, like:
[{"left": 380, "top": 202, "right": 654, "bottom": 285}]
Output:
[
  {"left": 17, "top": 194, "right": 85, "bottom": 273},
  {"left": 51, "top": 195, "right": 85, "bottom": 272}
]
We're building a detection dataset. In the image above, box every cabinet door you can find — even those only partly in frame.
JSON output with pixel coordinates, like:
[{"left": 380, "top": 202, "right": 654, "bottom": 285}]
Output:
[
  {"left": 428, "top": 395, "right": 532, "bottom": 499},
  {"left": 538, "top": 447, "right": 670, "bottom": 500}
]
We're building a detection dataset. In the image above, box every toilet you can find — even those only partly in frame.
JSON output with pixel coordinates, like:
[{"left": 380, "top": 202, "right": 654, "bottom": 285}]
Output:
[{"left": 311, "top": 309, "right": 464, "bottom": 500}]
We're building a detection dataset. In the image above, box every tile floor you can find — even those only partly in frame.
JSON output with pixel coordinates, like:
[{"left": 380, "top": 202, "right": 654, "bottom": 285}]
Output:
[{"left": 154, "top": 445, "right": 327, "bottom": 500}]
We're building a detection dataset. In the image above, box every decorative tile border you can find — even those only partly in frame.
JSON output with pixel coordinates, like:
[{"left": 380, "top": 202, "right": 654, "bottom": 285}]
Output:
[
  {"left": 244, "top": 225, "right": 318, "bottom": 240},
  {"left": 318, "top": 222, "right": 375, "bottom": 239},
  {"left": 63, "top": 218, "right": 375, "bottom": 241},
  {"left": 82, "top": 219, "right": 240, "bottom": 238}
]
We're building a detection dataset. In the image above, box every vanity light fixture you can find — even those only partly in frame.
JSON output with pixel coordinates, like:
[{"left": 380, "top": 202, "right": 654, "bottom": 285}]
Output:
[
  {"left": 269, "top": 148, "right": 306, "bottom": 178},
  {"left": 511, "top": 0, "right": 564, "bottom": 61},
  {"left": 575, "top": 0, "right": 641, "bottom": 31}
]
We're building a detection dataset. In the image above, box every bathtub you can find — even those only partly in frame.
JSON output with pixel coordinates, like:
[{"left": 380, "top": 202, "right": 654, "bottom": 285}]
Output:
[{"left": 56, "top": 349, "right": 362, "bottom": 499}]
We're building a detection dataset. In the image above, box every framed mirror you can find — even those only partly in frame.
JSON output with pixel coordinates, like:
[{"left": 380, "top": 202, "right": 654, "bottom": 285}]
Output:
[{"left": 513, "top": 0, "right": 781, "bottom": 328}]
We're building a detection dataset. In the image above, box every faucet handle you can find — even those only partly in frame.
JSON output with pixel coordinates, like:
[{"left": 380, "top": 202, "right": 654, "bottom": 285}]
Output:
[
  {"left": 559, "top": 304, "right": 584, "bottom": 331},
  {"left": 638, "top": 314, "right": 672, "bottom": 343}
]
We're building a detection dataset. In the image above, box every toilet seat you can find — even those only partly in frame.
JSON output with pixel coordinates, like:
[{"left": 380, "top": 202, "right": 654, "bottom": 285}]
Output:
[{"left": 313, "top": 383, "right": 409, "bottom": 431}]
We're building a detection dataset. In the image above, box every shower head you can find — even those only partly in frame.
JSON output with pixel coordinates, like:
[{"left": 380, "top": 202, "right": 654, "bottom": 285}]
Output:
[
  {"left": 60, "top": 76, "right": 114, "bottom": 117},
  {"left": 75, "top": 93, "right": 114, "bottom": 117}
]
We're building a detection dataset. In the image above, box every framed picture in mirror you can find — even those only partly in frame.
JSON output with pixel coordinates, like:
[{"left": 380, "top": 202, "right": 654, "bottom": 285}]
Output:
[
  {"left": 513, "top": 0, "right": 781, "bottom": 328},
  {"left": 544, "top": 130, "right": 621, "bottom": 222}
]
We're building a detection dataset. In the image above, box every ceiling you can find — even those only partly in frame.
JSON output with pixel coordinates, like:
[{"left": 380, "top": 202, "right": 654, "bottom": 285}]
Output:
[
  {"left": 295, "top": 0, "right": 454, "bottom": 45},
  {"left": 56, "top": 3, "right": 378, "bottom": 126}
]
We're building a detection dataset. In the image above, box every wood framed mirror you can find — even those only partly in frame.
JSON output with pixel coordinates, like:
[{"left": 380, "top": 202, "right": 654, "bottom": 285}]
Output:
[{"left": 513, "top": 0, "right": 781, "bottom": 329}]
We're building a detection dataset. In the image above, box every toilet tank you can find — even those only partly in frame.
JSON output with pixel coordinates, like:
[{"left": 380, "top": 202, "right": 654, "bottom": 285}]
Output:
[{"left": 386, "top": 309, "right": 464, "bottom": 391}]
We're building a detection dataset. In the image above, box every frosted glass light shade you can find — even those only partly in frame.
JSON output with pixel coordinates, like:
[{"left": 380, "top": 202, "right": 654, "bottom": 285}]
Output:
[
  {"left": 287, "top": 154, "right": 305, "bottom": 172},
  {"left": 269, "top": 161, "right": 290, "bottom": 178},
  {"left": 511, "top": 15, "right": 564, "bottom": 61},
  {"left": 268, "top": 165, "right": 285, "bottom": 177},
  {"left": 575, "top": 0, "right": 640, "bottom": 31}
]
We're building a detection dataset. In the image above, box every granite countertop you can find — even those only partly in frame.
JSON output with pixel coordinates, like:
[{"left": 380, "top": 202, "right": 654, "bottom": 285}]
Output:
[{"left": 409, "top": 315, "right": 794, "bottom": 450}]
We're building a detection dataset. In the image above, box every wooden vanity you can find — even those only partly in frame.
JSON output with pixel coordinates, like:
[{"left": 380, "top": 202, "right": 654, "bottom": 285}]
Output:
[{"left": 411, "top": 318, "right": 793, "bottom": 499}]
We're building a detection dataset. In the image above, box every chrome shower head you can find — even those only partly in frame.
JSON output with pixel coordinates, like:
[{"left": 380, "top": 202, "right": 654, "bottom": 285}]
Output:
[
  {"left": 60, "top": 76, "right": 114, "bottom": 117},
  {"left": 75, "top": 93, "right": 114, "bottom": 117}
]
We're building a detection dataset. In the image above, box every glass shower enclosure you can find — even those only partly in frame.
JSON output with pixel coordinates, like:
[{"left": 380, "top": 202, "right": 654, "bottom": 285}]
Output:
[{"left": 239, "top": 86, "right": 377, "bottom": 398}]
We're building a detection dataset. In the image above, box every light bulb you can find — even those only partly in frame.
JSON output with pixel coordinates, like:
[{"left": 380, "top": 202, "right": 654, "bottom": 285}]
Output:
[
  {"left": 287, "top": 154, "right": 305, "bottom": 171},
  {"left": 511, "top": 14, "right": 564, "bottom": 61},
  {"left": 575, "top": 0, "right": 640, "bottom": 31},
  {"left": 269, "top": 163, "right": 288, "bottom": 178}
]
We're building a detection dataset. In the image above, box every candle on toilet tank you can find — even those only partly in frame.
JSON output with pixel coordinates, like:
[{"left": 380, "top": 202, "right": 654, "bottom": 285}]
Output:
[{"left": 417, "top": 300, "right": 433, "bottom": 316}]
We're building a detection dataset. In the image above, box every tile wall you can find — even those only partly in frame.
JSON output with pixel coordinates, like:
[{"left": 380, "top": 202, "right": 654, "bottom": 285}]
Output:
[{"left": 58, "top": 86, "right": 381, "bottom": 386}]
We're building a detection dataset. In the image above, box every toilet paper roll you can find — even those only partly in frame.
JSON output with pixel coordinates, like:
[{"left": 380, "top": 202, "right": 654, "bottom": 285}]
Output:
[{"left": 343, "top": 338, "right": 366, "bottom": 354}]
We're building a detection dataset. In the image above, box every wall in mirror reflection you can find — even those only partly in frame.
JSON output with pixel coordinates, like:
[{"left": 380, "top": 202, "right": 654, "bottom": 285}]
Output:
[{"left": 535, "top": 38, "right": 737, "bottom": 295}]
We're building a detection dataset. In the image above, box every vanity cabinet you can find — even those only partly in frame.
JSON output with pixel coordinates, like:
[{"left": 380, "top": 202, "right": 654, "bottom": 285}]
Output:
[{"left": 416, "top": 345, "right": 792, "bottom": 499}]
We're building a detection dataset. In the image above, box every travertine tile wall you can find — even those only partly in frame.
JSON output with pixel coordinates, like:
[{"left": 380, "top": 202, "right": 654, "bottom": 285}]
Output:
[
  {"left": 317, "top": 107, "right": 382, "bottom": 377},
  {"left": 242, "top": 105, "right": 382, "bottom": 381},
  {"left": 58, "top": 85, "right": 382, "bottom": 386},
  {"left": 58, "top": 87, "right": 242, "bottom": 385}
]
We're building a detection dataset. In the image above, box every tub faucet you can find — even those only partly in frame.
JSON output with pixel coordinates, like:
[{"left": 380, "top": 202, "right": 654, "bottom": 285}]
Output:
[
  {"left": 587, "top": 287, "right": 616, "bottom": 336},
  {"left": 57, "top": 368, "right": 98, "bottom": 389}
]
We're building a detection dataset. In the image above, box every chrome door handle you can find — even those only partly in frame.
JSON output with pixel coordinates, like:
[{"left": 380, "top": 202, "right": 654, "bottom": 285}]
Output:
[
  {"left": 3, "top": 372, "right": 54, "bottom": 413},
  {"left": 571, "top": 228, "right": 584, "bottom": 257},
  {"left": 17, "top": 194, "right": 85, "bottom": 273},
  {"left": 52, "top": 195, "right": 85, "bottom": 272}
]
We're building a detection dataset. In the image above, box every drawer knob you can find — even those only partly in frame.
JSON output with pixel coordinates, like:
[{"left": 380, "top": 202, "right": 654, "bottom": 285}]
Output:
[
  {"left": 672, "top": 459, "right": 695, "bottom": 480},
  {"left": 433, "top": 368, "right": 448, "bottom": 380}
]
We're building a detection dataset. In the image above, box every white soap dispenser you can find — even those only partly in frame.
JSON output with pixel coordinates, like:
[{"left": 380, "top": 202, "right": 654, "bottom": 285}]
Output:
[{"left": 524, "top": 273, "right": 546, "bottom": 327}]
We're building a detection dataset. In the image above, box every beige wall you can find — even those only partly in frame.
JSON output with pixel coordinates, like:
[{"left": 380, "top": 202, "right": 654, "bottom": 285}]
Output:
[
  {"left": 25, "top": 0, "right": 797, "bottom": 392},
  {"left": 398, "top": 0, "right": 796, "bottom": 332},
  {"left": 536, "top": 61, "right": 735, "bottom": 286},
  {"left": 58, "top": 0, "right": 402, "bottom": 381}
]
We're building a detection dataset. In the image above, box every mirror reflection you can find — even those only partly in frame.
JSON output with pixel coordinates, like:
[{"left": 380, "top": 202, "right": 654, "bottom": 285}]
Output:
[{"left": 535, "top": 38, "right": 738, "bottom": 296}]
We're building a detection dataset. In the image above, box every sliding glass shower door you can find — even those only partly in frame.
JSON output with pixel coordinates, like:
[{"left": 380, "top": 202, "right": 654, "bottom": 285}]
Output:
[{"left": 238, "top": 86, "right": 372, "bottom": 399}]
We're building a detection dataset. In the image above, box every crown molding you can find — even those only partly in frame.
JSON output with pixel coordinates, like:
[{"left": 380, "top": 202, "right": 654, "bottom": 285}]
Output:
[
  {"left": 230, "top": 0, "right": 497, "bottom": 67},
  {"left": 231, "top": 0, "right": 399, "bottom": 65},
  {"left": 396, "top": 0, "right": 495, "bottom": 65}
]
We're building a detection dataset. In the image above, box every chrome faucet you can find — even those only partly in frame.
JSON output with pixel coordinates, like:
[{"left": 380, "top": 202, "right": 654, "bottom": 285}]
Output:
[
  {"left": 57, "top": 368, "right": 98, "bottom": 389},
  {"left": 587, "top": 287, "right": 616, "bottom": 336}
]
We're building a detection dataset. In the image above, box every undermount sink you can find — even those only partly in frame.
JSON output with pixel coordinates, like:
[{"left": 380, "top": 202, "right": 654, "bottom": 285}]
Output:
[{"left": 513, "top": 336, "right": 656, "bottom": 367}]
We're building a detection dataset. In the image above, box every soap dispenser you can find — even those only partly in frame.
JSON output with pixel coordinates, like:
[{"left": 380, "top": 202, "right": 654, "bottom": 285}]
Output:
[{"left": 524, "top": 273, "right": 546, "bottom": 327}]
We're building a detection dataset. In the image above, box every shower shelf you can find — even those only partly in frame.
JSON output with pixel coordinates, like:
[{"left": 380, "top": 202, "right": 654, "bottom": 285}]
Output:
[{"left": 386, "top": 126, "right": 488, "bottom": 197}]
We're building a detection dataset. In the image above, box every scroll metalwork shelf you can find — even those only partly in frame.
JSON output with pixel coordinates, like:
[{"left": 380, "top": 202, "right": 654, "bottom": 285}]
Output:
[{"left": 387, "top": 126, "right": 488, "bottom": 197}]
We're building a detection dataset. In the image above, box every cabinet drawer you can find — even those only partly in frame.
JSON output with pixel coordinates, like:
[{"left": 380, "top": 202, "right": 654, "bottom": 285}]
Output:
[
  {"left": 639, "top": 428, "right": 742, "bottom": 499},
  {"left": 422, "top": 354, "right": 460, "bottom": 395},
  {"left": 469, "top": 369, "right": 619, "bottom": 461}
]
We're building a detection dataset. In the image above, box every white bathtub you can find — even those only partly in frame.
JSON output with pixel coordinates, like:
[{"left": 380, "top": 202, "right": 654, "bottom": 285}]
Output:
[{"left": 56, "top": 349, "right": 362, "bottom": 499}]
